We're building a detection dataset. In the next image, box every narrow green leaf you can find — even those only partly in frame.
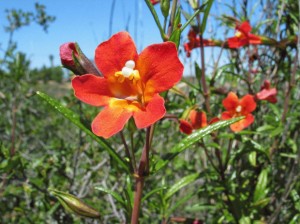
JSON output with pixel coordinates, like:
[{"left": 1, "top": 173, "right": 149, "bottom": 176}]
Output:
[
  {"left": 153, "top": 117, "right": 244, "bottom": 172},
  {"left": 164, "top": 173, "right": 199, "bottom": 200},
  {"left": 185, "top": 204, "right": 216, "bottom": 212},
  {"left": 200, "top": 0, "right": 214, "bottom": 33},
  {"left": 253, "top": 168, "right": 268, "bottom": 202},
  {"left": 180, "top": 8, "right": 202, "bottom": 32},
  {"left": 169, "top": 8, "right": 181, "bottom": 48},
  {"left": 142, "top": 186, "right": 168, "bottom": 203},
  {"left": 36, "top": 91, "right": 129, "bottom": 173},
  {"left": 249, "top": 151, "right": 257, "bottom": 167},
  {"left": 194, "top": 62, "right": 202, "bottom": 84},
  {"left": 95, "top": 187, "right": 126, "bottom": 206},
  {"left": 166, "top": 192, "right": 194, "bottom": 216},
  {"left": 252, "top": 197, "right": 270, "bottom": 208},
  {"left": 144, "top": 0, "right": 166, "bottom": 40}
]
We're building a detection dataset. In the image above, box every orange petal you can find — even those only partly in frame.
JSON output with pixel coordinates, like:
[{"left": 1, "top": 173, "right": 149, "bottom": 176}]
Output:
[
  {"left": 133, "top": 94, "right": 166, "bottom": 128},
  {"left": 228, "top": 36, "right": 249, "bottom": 48},
  {"left": 221, "top": 111, "right": 233, "bottom": 120},
  {"left": 222, "top": 92, "right": 239, "bottom": 111},
  {"left": 72, "top": 74, "right": 112, "bottom": 106},
  {"left": 95, "top": 32, "right": 138, "bottom": 78},
  {"left": 230, "top": 114, "right": 254, "bottom": 132},
  {"left": 137, "top": 42, "right": 183, "bottom": 93},
  {"left": 179, "top": 119, "right": 193, "bottom": 135},
  {"left": 189, "top": 110, "right": 207, "bottom": 129},
  {"left": 91, "top": 105, "right": 133, "bottom": 138},
  {"left": 248, "top": 34, "right": 262, "bottom": 44},
  {"left": 240, "top": 94, "right": 256, "bottom": 113}
]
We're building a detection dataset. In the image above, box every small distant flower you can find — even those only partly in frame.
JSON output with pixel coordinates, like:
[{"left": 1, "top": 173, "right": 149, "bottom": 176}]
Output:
[
  {"left": 179, "top": 110, "right": 207, "bottom": 135},
  {"left": 256, "top": 80, "right": 277, "bottom": 103},
  {"left": 71, "top": 32, "right": 183, "bottom": 138},
  {"left": 227, "top": 21, "right": 262, "bottom": 48},
  {"left": 183, "top": 29, "right": 216, "bottom": 57},
  {"left": 150, "top": 0, "right": 160, "bottom": 5},
  {"left": 221, "top": 92, "right": 256, "bottom": 132}
]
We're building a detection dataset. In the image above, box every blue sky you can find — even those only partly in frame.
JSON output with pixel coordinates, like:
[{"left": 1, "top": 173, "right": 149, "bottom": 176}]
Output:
[
  {"left": 0, "top": 0, "right": 256, "bottom": 75},
  {"left": 1, "top": 0, "right": 168, "bottom": 68}
]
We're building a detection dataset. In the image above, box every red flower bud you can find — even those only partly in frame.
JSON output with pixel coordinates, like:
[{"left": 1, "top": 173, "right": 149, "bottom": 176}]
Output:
[{"left": 60, "top": 42, "right": 102, "bottom": 76}]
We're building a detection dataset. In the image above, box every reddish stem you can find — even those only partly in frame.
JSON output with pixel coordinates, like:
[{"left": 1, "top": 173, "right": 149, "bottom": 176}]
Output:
[{"left": 131, "top": 127, "right": 152, "bottom": 223}]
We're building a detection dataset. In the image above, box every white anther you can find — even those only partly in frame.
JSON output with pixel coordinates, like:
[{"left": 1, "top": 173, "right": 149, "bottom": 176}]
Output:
[
  {"left": 125, "top": 60, "right": 135, "bottom": 69},
  {"left": 122, "top": 67, "right": 133, "bottom": 77},
  {"left": 236, "top": 105, "right": 242, "bottom": 113}
]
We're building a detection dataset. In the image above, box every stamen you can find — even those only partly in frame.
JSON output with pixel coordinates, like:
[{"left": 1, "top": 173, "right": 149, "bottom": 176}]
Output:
[
  {"left": 235, "top": 31, "right": 243, "bottom": 38},
  {"left": 122, "top": 67, "right": 133, "bottom": 77},
  {"left": 115, "top": 60, "right": 140, "bottom": 83},
  {"left": 236, "top": 105, "right": 242, "bottom": 113},
  {"left": 125, "top": 60, "right": 135, "bottom": 69}
]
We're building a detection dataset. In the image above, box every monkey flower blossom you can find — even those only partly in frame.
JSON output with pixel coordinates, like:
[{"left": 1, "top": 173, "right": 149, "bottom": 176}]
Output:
[
  {"left": 72, "top": 32, "right": 183, "bottom": 138},
  {"left": 227, "top": 21, "right": 262, "bottom": 48},
  {"left": 256, "top": 80, "right": 277, "bottom": 103},
  {"left": 184, "top": 29, "right": 216, "bottom": 57},
  {"left": 179, "top": 110, "right": 207, "bottom": 135},
  {"left": 221, "top": 92, "right": 257, "bottom": 132}
]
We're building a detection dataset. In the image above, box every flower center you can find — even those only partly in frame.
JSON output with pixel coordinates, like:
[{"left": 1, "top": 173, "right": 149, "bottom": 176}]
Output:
[
  {"left": 235, "top": 31, "right": 244, "bottom": 38},
  {"left": 114, "top": 60, "right": 141, "bottom": 85},
  {"left": 236, "top": 105, "right": 242, "bottom": 113}
]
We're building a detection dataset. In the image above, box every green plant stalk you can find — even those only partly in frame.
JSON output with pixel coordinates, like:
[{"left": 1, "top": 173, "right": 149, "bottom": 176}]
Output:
[
  {"left": 120, "top": 131, "right": 134, "bottom": 173},
  {"left": 197, "top": 0, "right": 212, "bottom": 114},
  {"left": 180, "top": 8, "right": 202, "bottom": 32},
  {"left": 167, "top": 0, "right": 178, "bottom": 37},
  {"left": 144, "top": 0, "right": 167, "bottom": 41}
]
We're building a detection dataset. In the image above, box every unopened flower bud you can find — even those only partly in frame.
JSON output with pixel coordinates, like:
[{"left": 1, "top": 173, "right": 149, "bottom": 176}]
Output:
[
  {"left": 160, "top": 0, "right": 170, "bottom": 18},
  {"left": 49, "top": 188, "right": 100, "bottom": 219},
  {"left": 59, "top": 42, "right": 102, "bottom": 76}
]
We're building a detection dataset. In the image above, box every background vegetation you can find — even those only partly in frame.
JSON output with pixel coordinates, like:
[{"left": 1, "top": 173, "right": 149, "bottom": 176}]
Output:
[{"left": 0, "top": 0, "right": 299, "bottom": 223}]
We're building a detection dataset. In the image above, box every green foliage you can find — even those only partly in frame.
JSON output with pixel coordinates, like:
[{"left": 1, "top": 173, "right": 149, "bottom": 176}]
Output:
[{"left": 1, "top": 0, "right": 300, "bottom": 223}]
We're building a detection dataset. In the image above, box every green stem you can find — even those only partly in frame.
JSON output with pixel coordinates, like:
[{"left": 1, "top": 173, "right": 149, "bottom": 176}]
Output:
[
  {"left": 167, "top": 0, "right": 178, "bottom": 37},
  {"left": 144, "top": 0, "right": 167, "bottom": 41},
  {"left": 120, "top": 131, "right": 134, "bottom": 173},
  {"left": 180, "top": 8, "right": 202, "bottom": 32}
]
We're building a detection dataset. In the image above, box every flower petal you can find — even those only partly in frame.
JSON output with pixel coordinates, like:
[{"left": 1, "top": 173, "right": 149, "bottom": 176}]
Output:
[
  {"left": 179, "top": 119, "right": 193, "bottom": 135},
  {"left": 189, "top": 110, "right": 207, "bottom": 129},
  {"left": 240, "top": 94, "right": 256, "bottom": 113},
  {"left": 91, "top": 106, "right": 133, "bottom": 138},
  {"left": 137, "top": 42, "right": 183, "bottom": 93},
  {"left": 95, "top": 32, "right": 138, "bottom": 78},
  {"left": 72, "top": 74, "right": 112, "bottom": 106},
  {"left": 256, "top": 88, "right": 277, "bottom": 100},
  {"left": 238, "top": 21, "right": 252, "bottom": 33},
  {"left": 248, "top": 34, "right": 262, "bottom": 44},
  {"left": 230, "top": 114, "right": 254, "bottom": 132},
  {"left": 222, "top": 92, "right": 239, "bottom": 111},
  {"left": 228, "top": 37, "right": 248, "bottom": 48},
  {"left": 221, "top": 111, "right": 232, "bottom": 120},
  {"left": 133, "top": 94, "right": 166, "bottom": 128},
  {"left": 60, "top": 42, "right": 77, "bottom": 66}
]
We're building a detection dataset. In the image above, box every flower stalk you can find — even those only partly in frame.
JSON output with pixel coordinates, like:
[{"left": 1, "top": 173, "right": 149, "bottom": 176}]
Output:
[{"left": 131, "top": 126, "right": 152, "bottom": 223}]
